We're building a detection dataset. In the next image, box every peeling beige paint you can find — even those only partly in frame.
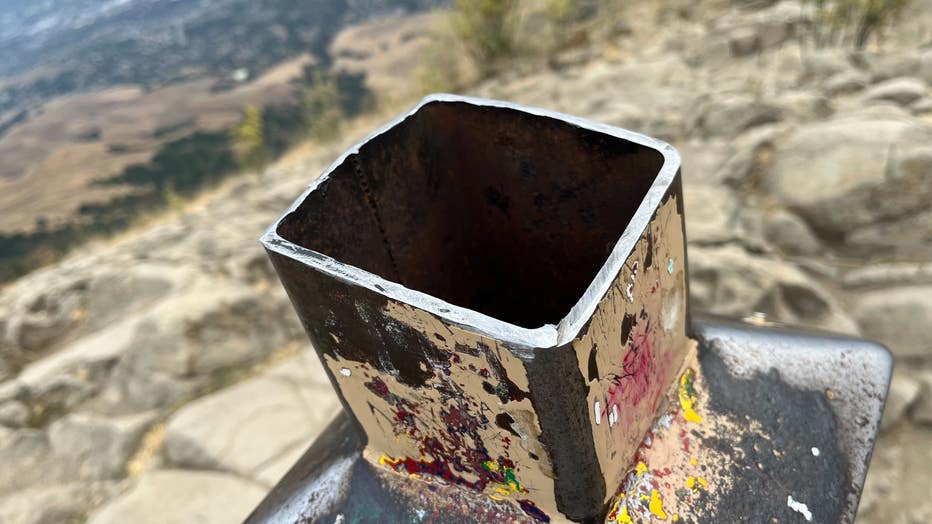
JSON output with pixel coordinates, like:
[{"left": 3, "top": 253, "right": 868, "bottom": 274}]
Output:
[
  {"left": 572, "top": 195, "right": 691, "bottom": 503},
  {"left": 323, "top": 302, "right": 559, "bottom": 519},
  {"left": 605, "top": 347, "right": 761, "bottom": 523},
  {"left": 316, "top": 194, "right": 688, "bottom": 523}
]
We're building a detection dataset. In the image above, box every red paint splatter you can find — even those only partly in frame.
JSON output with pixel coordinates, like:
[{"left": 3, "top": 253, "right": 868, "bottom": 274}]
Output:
[{"left": 365, "top": 376, "right": 390, "bottom": 398}]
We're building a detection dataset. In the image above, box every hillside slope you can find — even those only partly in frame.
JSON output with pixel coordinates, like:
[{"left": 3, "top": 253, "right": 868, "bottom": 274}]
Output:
[{"left": 2, "top": 1, "right": 932, "bottom": 522}]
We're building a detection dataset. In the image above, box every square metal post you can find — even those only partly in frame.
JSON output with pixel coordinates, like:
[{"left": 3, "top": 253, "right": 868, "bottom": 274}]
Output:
[{"left": 261, "top": 94, "right": 688, "bottom": 522}]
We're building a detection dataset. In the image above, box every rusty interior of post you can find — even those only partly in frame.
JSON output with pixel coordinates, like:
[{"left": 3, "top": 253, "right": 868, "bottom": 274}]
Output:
[{"left": 277, "top": 101, "right": 664, "bottom": 329}]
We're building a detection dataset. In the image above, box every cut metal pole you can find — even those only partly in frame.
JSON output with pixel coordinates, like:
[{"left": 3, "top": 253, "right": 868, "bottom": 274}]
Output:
[{"left": 252, "top": 95, "right": 891, "bottom": 523}]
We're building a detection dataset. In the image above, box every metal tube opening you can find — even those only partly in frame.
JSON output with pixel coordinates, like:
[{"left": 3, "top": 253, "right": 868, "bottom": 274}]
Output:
[{"left": 277, "top": 100, "right": 664, "bottom": 329}]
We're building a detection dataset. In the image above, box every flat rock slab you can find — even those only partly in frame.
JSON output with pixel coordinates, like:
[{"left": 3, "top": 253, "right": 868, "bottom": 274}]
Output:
[
  {"left": 0, "top": 481, "right": 119, "bottom": 524},
  {"left": 162, "top": 354, "right": 340, "bottom": 486},
  {"left": 86, "top": 470, "right": 266, "bottom": 524}
]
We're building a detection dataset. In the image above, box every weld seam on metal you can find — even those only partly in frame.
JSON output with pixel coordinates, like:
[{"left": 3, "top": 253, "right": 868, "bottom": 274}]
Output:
[{"left": 351, "top": 154, "right": 403, "bottom": 282}]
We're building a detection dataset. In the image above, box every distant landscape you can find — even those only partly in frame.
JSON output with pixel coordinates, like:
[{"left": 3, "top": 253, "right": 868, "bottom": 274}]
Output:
[{"left": 0, "top": 0, "right": 447, "bottom": 282}]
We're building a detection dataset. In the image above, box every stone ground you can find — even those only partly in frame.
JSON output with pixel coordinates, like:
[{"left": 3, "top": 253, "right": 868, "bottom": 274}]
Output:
[{"left": 2, "top": 1, "right": 932, "bottom": 522}]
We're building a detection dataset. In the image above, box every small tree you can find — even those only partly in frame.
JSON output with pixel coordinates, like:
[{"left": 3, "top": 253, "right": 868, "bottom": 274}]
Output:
[
  {"left": 451, "top": 0, "right": 520, "bottom": 77},
  {"left": 302, "top": 70, "right": 343, "bottom": 143},
  {"left": 230, "top": 105, "right": 266, "bottom": 170}
]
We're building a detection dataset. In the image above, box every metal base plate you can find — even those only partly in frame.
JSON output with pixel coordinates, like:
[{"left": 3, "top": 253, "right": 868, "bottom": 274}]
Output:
[{"left": 245, "top": 317, "right": 891, "bottom": 524}]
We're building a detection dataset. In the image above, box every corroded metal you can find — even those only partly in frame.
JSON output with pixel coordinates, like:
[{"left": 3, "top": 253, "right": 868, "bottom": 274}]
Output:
[{"left": 254, "top": 95, "right": 891, "bottom": 523}]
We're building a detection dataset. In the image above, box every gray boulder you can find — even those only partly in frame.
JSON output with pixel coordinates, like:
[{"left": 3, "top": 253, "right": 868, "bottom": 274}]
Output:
[
  {"left": 880, "top": 371, "right": 921, "bottom": 431},
  {"left": 3, "top": 277, "right": 88, "bottom": 352},
  {"left": 1, "top": 263, "right": 195, "bottom": 356},
  {"left": 912, "top": 96, "right": 932, "bottom": 115},
  {"left": 762, "top": 208, "right": 822, "bottom": 256},
  {"left": 861, "top": 77, "right": 928, "bottom": 106},
  {"left": 775, "top": 91, "right": 833, "bottom": 122},
  {"left": 0, "top": 428, "right": 65, "bottom": 494},
  {"left": 920, "top": 48, "right": 932, "bottom": 86},
  {"left": 690, "top": 94, "right": 784, "bottom": 138},
  {"left": 0, "top": 401, "right": 29, "bottom": 428},
  {"left": 799, "top": 48, "right": 854, "bottom": 84},
  {"left": 684, "top": 184, "right": 741, "bottom": 244},
  {"left": 846, "top": 209, "right": 932, "bottom": 259},
  {"left": 853, "top": 286, "right": 932, "bottom": 358},
  {"left": 842, "top": 262, "right": 932, "bottom": 289},
  {"left": 866, "top": 52, "right": 922, "bottom": 83},
  {"left": 102, "top": 281, "right": 302, "bottom": 412},
  {"left": 48, "top": 411, "right": 156, "bottom": 480},
  {"left": 688, "top": 244, "right": 858, "bottom": 333},
  {"left": 913, "top": 371, "right": 932, "bottom": 426},
  {"left": 823, "top": 70, "right": 869, "bottom": 97},
  {"left": 17, "top": 315, "right": 141, "bottom": 411},
  {"left": 764, "top": 114, "right": 928, "bottom": 235},
  {"left": 714, "top": 124, "right": 788, "bottom": 187}
]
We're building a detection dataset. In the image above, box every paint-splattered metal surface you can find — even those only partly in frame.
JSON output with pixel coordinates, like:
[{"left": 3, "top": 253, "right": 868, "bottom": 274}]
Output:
[
  {"left": 261, "top": 95, "right": 689, "bottom": 522},
  {"left": 244, "top": 317, "right": 891, "bottom": 524},
  {"left": 256, "top": 95, "right": 890, "bottom": 523}
]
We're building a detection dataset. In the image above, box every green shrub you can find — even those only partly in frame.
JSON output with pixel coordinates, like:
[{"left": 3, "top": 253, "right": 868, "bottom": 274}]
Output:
[
  {"left": 231, "top": 106, "right": 267, "bottom": 170},
  {"left": 302, "top": 70, "right": 344, "bottom": 143},
  {"left": 451, "top": 0, "right": 520, "bottom": 77},
  {"left": 807, "top": 0, "right": 912, "bottom": 48}
]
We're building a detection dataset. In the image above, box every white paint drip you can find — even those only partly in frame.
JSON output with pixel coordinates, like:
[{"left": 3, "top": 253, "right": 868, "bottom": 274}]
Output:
[
  {"left": 811, "top": 447, "right": 820, "bottom": 457},
  {"left": 340, "top": 367, "right": 352, "bottom": 377},
  {"left": 655, "top": 413, "right": 674, "bottom": 430},
  {"left": 625, "top": 283, "right": 634, "bottom": 302},
  {"left": 594, "top": 400, "right": 602, "bottom": 425},
  {"left": 661, "top": 287, "right": 681, "bottom": 333},
  {"left": 787, "top": 495, "right": 813, "bottom": 521},
  {"left": 608, "top": 404, "right": 619, "bottom": 427}
]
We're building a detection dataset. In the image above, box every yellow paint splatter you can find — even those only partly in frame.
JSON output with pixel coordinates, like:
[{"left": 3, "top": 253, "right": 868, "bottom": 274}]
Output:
[
  {"left": 690, "top": 457, "right": 699, "bottom": 466},
  {"left": 636, "top": 461, "right": 648, "bottom": 475},
  {"left": 608, "top": 498, "right": 634, "bottom": 524},
  {"left": 678, "top": 369, "right": 703, "bottom": 423},
  {"left": 673, "top": 515, "right": 680, "bottom": 522},
  {"left": 687, "top": 476, "right": 708, "bottom": 492},
  {"left": 649, "top": 489, "right": 668, "bottom": 519},
  {"left": 379, "top": 454, "right": 401, "bottom": 467}
]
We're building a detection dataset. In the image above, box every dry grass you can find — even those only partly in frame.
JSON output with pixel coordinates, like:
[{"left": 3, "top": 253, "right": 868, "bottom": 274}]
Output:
[
  {"left": 0, "top": 10, "right": 446, "bottom": 238},
  {"left": 0, "top": 55, "right": 312, "bottom": 234},
  {"left": 330, "top": 12, "right": 449, "bottom": 100},
  {"left": 126, "top": 423, "right": 166, "bottom": 478}
]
